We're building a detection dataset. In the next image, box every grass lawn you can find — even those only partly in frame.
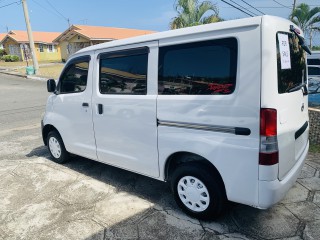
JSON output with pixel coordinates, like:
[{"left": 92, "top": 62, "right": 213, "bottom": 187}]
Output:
[
  {"left": 16, "top": 63, "right": 64, "bottom": 79},
  {"left": 309, "top": 144, "right": 320, "bottom": 153},
  {"left": 0, "top": 61, "right": 29, "bottom": 67},
  {"left": 0, "top": 60, "right": 60, "bottom": 68}
]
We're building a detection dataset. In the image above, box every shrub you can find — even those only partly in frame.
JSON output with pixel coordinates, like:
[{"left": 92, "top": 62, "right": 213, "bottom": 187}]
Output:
[
  {"left": 2, "top": 55, "right": 11, "bottom": 62},
  {"left": 10, "top": 55, "right": 19, "bottom": 62},
  {"left": 2, "top": 55, "right": 20, "bottom": 62},
  {"left": 0, "top": 49, "right": 7, "bottom": 57}
]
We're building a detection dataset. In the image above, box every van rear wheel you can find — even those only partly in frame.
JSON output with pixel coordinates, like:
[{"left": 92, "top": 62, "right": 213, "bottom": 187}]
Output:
[
  {"left": 47, "top": 131, "right": 69, "bottom": 164},
  {"left": 171, "top": 162, "right": 227, "bottom": 220}
]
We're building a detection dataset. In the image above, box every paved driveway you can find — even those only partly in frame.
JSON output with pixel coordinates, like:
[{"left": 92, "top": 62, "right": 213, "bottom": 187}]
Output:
[{"left": 0, "top": 73, "right": 319, "bottom": 240}]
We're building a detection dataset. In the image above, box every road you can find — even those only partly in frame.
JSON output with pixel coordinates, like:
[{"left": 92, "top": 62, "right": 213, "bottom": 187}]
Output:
[
  {"left": 0, "top": 73, "right": 48, "bottom": 130},
  {"left": 0, "top": 73, "right": 319, "bottom": 240},
  {"left": 0, "top": 73, "right": 48, "bottom": 161}
]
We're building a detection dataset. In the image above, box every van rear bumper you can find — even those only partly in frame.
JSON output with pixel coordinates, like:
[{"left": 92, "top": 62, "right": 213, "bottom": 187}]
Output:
[{"left": 258, "top": 140, "right": 309, "bottom": 209}]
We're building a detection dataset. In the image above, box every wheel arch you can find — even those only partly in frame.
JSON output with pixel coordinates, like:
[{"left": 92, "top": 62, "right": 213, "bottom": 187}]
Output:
[
  {"left": 164, "top": 151, "right": 226, "bottom": 194},
  {"left": 42, "top": 124, "right": 60, "bottom": 146}
]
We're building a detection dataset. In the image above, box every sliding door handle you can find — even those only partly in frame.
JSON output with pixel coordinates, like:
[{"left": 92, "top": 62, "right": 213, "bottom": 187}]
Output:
[
  {"left": 98, "top": 104, "right": 103, "bottom": 114},
  {"left": 82, "top": 102, "right": 89, "bottom": 107}
]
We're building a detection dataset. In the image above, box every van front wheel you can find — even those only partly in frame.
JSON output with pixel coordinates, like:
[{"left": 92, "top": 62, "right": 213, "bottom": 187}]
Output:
[
  {"left": 47, "top": 131, "right": 69, "bottom": 164},
  {"left": 171, "top": 162, "right": 226, "bottom": 220}
]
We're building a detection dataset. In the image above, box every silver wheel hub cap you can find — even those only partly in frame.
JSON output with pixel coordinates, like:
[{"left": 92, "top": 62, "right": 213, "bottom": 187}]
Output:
[
  {"left": 177, "top": 176, "right": 210, "bottom": 212},
  {"left": 48, "top": 137, "right": 61, "bottom": 159}
]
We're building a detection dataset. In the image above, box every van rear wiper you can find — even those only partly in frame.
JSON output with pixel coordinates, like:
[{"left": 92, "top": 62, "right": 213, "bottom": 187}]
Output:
[
  {"left": 286, "top": 82, "right": 307, "bottom": 93},
  {"left": 290, "top": 25, "right": 311, "bottom": 55}
]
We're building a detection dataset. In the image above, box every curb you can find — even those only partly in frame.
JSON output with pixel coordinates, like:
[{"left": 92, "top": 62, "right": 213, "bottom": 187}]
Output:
[
  {"left": 0, "top": 71, "right": 47, "bottom": 81},
  {"left": 0, "top": 71, "right": 26, "bottom": 78},
  {"left": 26, "top": 75, "right": 47, "bottom": 81}
]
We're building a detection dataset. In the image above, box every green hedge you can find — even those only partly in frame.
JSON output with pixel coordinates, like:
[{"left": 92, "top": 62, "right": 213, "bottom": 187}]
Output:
[
  {"left": 1, "top": 55, "right": 20, "bottom": 62},
  {"left": 0, "top": 49, "right": 7, "bottom": 57}
]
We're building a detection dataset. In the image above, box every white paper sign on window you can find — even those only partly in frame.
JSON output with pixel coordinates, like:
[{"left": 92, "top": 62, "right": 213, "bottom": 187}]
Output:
[{"left": 278, "top": 34, "right": 291, "bottom": 69}]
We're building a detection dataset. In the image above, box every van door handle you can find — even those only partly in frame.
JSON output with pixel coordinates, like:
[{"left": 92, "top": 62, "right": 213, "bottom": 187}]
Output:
[
  {"left": 98, "top": 104, "right": 103, "bottom": 114},
  {"left": 82, "top": 102, "right": 89, "bottom": 107}
]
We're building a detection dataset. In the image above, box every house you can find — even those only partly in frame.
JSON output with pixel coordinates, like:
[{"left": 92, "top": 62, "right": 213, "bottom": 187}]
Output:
[
  {"left": 0, "top": 33, "right": 6, "bottom": 50},
  {"left": 1, "top": 30, "right": 61, "bottom": 61},
  {"left": 53, "top": 25, "right": 156, "bottom": 61}
]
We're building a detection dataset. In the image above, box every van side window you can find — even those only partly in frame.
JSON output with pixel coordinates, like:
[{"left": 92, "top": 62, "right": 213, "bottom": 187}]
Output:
[
  {"left": 99, "top": 48, "right": 148, "bottom": 95},
  {"left": 58, "top": 58, "right": 89, "bottom": 94},
  {"left": 158, "top": 38, "right": 237, "bottom": 95}
]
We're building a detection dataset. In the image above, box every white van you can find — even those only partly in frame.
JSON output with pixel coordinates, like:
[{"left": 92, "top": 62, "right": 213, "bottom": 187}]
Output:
[{"left": 42, "top": 15, "right": 310, "bottom": 219}]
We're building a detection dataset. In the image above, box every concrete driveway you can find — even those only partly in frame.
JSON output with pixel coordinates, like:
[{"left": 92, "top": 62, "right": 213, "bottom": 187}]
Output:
[{"left": 0, "top": 73, "right": 319, "bottom": 240}]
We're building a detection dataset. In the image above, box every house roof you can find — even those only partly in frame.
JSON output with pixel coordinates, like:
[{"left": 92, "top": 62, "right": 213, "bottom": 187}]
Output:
[
  {"left": 0, "top": 33, "right": 6, "bottom": 42},
  {"left": 3, "top": 30, "right": 61, "bottom": 44},
  {"left": 54, "top": 25, "right": 156, "bottom": 42}
]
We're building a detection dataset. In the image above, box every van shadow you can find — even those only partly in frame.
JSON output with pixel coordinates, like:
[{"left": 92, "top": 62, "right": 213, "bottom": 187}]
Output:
[
  {"left": 26, "top": 146, "right": 246, "bottom": 239},
  {"left": 26, "top": 145, "right": 242, "bottom": 212},
  {"left": 26, "top": 145, "right": 178, "bottom": 210}
]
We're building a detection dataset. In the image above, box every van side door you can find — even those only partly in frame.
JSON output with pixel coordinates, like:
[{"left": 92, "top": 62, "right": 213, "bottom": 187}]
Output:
[
  {"left": 50, "top": 55, "right": 97, "bottom": 160},
  {"left": 92, "top": 41, "right": 159, "bottom": 177}
]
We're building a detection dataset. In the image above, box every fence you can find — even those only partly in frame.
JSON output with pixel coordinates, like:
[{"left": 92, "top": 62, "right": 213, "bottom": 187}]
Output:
[{"left": 309, "top": 107, "right": 320, "bottom": 145}]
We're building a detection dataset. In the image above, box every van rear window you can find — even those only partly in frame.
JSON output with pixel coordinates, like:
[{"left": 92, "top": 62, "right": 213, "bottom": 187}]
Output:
[
  {"left": 158, "top": 38, "right": 237, "bottom": 95},
  {"left": 277, "top": 32, "right": 307, "bottom": 94}
]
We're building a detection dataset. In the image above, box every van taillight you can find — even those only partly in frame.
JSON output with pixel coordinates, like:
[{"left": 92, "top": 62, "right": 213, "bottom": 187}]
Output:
[{"left": 259, "top": 108, "right": 279, "bottom": 165}]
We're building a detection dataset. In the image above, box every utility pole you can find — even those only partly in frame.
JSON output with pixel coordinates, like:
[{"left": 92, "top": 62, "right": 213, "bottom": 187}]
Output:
[
  {"left": 21, "top": 0, "right": 39, "bottom": 73},
  {"left": 290, "top": 0, "right": 297, "bottom": 20},
  {"left": 291, "top": 0, "right": 297, "bottom": 19},
  {"left": 292, "top": 0, "right": 297, "bottom": 12}
]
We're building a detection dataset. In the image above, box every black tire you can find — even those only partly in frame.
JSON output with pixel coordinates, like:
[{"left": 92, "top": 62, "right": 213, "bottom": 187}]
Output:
[
  {"left": 171, "top": 161, "right": 227, "bottom": 220},
  {"left": 47, "top": 131, "right": 69, "bottom": 164}
]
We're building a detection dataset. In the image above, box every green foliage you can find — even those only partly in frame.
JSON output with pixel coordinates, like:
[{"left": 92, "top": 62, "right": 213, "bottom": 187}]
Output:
[
  {"left": 290, "top": 3, "right": 320, "bottom": 48},
  {"left": 10, "top": 55, "right": 20, "bottom": 62},
  {"left": 170, "top": 0, "right": 222, "bottom": 29},
  {"left": 312, "top": 46, "right": 320, "bottom": 50},
  {"left": 0, "top": 49, "right": 7, "bottom": 57},
  {"left": 1, "top": 55, "right": 20, "bottom": 62},
  {"left": 309, "top": 144, "right": 320, "bottom": 153}
]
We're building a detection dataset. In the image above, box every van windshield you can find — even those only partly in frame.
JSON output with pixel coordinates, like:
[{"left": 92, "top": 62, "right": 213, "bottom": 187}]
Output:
[{"left": 277, "top": 32, "right": 307, "bottom": 94}]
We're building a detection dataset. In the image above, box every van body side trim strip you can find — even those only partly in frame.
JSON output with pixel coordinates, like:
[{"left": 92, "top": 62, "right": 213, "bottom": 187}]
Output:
[{"left": 157, "top": 120, "right": 251, "bottom": 136}]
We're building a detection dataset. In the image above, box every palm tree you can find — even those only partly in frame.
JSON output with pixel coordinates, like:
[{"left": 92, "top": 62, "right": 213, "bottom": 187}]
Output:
[
  {"left": 290, "top": 3, "right": 320, "bottom": 48},
  {"left": 170, "top": 0, "right": 222, "bottom": 29}
]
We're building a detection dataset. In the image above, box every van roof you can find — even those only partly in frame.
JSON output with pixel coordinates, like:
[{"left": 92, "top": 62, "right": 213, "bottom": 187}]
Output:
[{"left": 76, "top": 15, "right": 289, "bottom": 56}]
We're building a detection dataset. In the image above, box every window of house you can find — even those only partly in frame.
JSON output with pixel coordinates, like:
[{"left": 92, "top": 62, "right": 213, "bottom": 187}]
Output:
[
  {"left": 57, "top": 56, "right": 90, "bottom": 94},
  {"left": 99, "top": 48, "right": 148, "bottom": 95},
  {"left": 39, "top": 44, "right": 44, "bottom": 52},
  {"left": 158, "top": 38, "right": 238, "bottom": 95},
  {"left": 47, "top": 44, "right": 54, "bottom": 52}
]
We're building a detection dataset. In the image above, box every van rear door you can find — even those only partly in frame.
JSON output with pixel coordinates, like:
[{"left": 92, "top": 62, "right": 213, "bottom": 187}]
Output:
[
  {"left": 261, "top": 16, "right": 309, "bottom": 181},
  {"left": 276, "top": 30, "right": 309, "bottom": 180}
]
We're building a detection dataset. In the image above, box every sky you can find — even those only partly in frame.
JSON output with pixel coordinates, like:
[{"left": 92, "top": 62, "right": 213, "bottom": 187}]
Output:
[{"left": 0, "top": 0, "right": 319, "bottom": 44}]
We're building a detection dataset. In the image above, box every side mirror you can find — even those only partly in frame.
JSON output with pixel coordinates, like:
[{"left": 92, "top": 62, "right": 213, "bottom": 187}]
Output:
[{"left": 47, "top": 79, "right": 56, "bottom": 93}]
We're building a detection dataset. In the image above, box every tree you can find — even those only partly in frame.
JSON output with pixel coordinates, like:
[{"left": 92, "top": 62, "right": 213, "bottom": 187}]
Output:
[
  {"left": 290, "top": 3, "right": 320, "bottom": 49},
  {"left": 170, "top": 0, "right": 222, "bottom": 29}
]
